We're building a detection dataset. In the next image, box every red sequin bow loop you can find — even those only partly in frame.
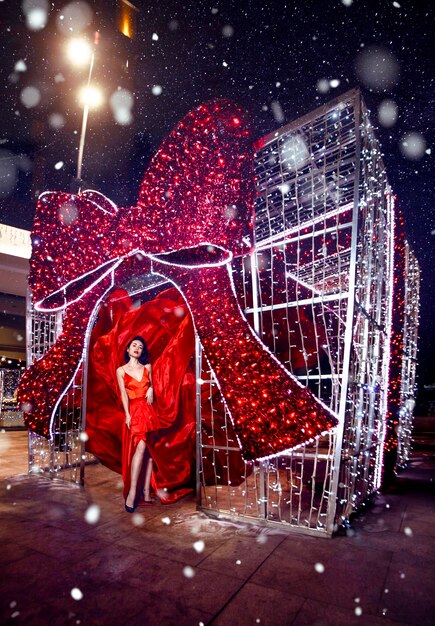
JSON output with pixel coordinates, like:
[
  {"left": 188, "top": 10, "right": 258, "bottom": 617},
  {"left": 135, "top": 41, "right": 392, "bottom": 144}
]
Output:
[{"left": 19, "top": 99, "right": 338, "bottom": 460}]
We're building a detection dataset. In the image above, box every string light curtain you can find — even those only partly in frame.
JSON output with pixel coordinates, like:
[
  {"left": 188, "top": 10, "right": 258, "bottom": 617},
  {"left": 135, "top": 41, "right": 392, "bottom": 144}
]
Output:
[{"left": 199, "top": 89, "right": 418, "bottom": 535}]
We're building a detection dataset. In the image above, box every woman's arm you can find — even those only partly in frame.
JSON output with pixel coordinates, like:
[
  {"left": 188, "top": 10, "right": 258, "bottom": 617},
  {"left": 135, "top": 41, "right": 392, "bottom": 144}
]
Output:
[
  {"left": 145, "top": 363, "right": 154, "bottom": 405},
  {"left": 116, "top": 367, "right": 131, "bottom": 428}
]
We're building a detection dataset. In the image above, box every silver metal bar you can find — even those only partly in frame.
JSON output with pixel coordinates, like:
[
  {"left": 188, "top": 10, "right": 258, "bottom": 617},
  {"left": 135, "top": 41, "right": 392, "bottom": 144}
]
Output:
[
  {"left": 255, "top": 87, "right": 360, "bottom": 150},
  {"left": 195, "top": 334, "right": 203, "bottom": 510},
  {"left": 255, "top": 205, "right": 353, "bottom": 252},
  {"left": 249, "top": 249, "right": 261, "bottom": 334},
  {"left": 244, "top": 291, "right": 349, "bottom": 314},
  {"left": 326, "top": 90, "right": 361, "bottom": 534},
  {"left": 200, "top": 445, "right": 243, "bottom": 452},
  {"left": 256, "top": 220, "right": 353, "bottom": 250}
]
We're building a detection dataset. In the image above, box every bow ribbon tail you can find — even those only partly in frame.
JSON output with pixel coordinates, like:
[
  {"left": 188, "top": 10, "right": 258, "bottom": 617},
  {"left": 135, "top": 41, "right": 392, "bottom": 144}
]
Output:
[
  {"left": 152, "top": 260, "right": 338, "bottom": 461},
  {"left": 18, "top": 276, "right": 115, "bottom": 438}
]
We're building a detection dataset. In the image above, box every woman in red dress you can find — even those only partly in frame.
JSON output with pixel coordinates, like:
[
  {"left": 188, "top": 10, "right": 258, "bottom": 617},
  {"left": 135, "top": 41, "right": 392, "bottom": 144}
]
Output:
[{"left": 116, "top": 336, "right": 160, "bottom": 512}]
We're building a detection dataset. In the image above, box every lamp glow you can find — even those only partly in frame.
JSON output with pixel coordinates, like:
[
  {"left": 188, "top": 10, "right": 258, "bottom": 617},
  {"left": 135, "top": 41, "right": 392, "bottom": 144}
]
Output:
[
  {"left": 78, "top": 85, "right": 103, "bottom": 109},
  {"left": 66, "top": 38, "right": 92, "bottom": 67}
]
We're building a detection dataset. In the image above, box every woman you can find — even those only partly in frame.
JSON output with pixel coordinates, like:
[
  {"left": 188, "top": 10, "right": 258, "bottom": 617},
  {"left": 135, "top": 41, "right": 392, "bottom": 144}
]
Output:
[{"left": 116, "top": 336, "right": 160, "bottom": 512}]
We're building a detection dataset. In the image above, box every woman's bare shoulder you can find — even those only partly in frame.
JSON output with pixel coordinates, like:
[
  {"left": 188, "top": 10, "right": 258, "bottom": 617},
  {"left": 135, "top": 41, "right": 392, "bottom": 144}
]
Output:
[{"left": 116, "top": 365, "right": 125, "bottom": 376}]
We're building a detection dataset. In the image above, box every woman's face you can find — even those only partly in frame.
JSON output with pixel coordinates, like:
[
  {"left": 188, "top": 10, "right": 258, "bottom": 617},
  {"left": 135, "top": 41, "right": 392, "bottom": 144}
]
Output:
[{"left": 128, "top": 340, "right": 144, "bottom": 359}]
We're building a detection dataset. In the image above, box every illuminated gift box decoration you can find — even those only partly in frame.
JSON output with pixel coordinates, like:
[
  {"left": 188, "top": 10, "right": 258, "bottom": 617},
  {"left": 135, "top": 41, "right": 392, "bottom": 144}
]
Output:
[{"left": 20, "top": 90, "right": 419, "bottom": 535}]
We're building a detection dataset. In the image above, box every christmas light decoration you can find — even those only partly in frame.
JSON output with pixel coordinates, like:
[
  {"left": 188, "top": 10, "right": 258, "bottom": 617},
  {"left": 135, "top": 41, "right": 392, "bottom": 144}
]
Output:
[
  {"left": 384, "top": 206, "right": 420, "bottom": 478},
  {"left": 20, "top": 90, "right": 419, "bottom": 536},
  {"left": 201, "top": 89, "right": 415, "bottom": 534},
  {"left": 18, "top": 99, "right": 337, "bottom": 461}
]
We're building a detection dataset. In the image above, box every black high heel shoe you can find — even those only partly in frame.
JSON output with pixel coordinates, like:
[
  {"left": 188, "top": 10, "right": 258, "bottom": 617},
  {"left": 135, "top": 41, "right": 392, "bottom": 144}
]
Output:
[{"left": 124, "top": 500, "right": 136, "bottom": 513}]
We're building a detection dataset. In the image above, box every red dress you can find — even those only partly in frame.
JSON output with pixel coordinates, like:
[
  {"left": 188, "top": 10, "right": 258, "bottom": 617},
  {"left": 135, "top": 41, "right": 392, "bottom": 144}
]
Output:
[
  {"left": 123, "top": 367, "right": 160, "bottom": 437},
  {"left": 122, "top": 366, "right": 160, "bottom": 499}
]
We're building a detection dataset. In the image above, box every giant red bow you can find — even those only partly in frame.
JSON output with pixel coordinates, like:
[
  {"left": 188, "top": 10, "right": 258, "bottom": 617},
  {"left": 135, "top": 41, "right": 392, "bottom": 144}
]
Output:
[{"left": 18, "top": 99, "right": 337, "bottom": 460}]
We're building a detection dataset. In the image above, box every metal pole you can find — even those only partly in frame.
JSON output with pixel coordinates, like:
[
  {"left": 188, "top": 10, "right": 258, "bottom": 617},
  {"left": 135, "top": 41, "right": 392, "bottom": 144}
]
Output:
[
  {"left": 326, "top": 90, "right": 362, "bottom": 535},
  {"left": 25, "top": 287, "right": 34, "bottom": 472},
  {"left": 76, "top": 51, "right": 95, "bottom": 185},
  {"left": 195, "top": 334, "right": 203, "bottom": 509}
]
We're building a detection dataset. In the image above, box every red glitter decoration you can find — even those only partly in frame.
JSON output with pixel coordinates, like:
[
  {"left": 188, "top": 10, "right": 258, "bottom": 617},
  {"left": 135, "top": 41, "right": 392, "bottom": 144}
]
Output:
[
  {"left": 18, "top": 99, "right": 337, "bottom": 460},
  {"left": 383, "top": 205, "right": 407, "bottom": 479},
  {"left": 160, "top": 262, "right": 338, "bottom": 459},
  {"left": 19, "top": 284, "right": 110, "bottom": 438}
]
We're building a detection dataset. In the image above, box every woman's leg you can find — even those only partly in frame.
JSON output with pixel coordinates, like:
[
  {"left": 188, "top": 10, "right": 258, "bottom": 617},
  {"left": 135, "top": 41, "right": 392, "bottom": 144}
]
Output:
[
  {"left": 144, "top": 456, "right": 153, "bottom": 501},
  {"left": 126, "top": 439, "right": 146, "bottom": 508}
]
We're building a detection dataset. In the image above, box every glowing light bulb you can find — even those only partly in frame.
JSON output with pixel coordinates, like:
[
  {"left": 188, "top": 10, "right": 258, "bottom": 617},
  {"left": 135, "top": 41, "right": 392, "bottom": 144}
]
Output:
[
  {"left": 66, "top": 38, "right": 92, "bottom": 67},
  {"left": 78, "top": 85, "right": 103, "bottom": 108}
]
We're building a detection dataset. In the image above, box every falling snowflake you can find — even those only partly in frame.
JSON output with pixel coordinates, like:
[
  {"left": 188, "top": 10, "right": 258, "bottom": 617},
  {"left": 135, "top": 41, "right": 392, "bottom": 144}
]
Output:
[
  {"left": 71, "top": 587, "right": 83, "bottom": 601},
  {"left": 183, "top": 566, "right": 195, "bottom": 578},
  {"left": 193, "top": 540, "right": 205, "bottom": 553},
  {"left": 84, "top": 504, "right": 100, "bottom": 525}
]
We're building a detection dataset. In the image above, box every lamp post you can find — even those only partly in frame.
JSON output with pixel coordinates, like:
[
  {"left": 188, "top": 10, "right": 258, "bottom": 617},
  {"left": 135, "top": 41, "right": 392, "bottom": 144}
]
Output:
[
  {"left": 66, "top": 35, "right": 102, "bottom": 190},
  {"left": 76, "top": 50, "right": 95, "bottom": 183}
]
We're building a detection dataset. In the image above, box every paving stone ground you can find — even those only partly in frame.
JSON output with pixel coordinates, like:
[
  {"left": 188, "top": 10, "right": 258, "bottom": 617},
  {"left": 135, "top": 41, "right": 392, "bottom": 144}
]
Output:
[{"left": 1, "top": 430, "right": 434, "bottom": 626}]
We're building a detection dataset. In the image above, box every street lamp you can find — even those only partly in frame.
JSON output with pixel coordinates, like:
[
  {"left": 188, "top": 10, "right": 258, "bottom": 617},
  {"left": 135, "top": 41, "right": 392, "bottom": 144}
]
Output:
[
  {"left": 66, "top": 38, "right": 93, "bottom": 67},
  {"left": 78, "top": 85, "right": 104, "bottom": 109}
]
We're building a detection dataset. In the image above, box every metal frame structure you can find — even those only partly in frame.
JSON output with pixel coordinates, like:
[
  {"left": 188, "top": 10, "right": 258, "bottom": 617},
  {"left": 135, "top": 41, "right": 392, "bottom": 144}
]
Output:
[
  {"left": 26, "top": 89, "right": 419, "bottom": 537},
  {"left": 26, "top": 290, "right": 87, "bottom": 482},
  {"left": 198, "top": 88, "right": 398, "bottom": 535},
  {"left": 396, "top": 244, "right": 420, "bottom": 467}
]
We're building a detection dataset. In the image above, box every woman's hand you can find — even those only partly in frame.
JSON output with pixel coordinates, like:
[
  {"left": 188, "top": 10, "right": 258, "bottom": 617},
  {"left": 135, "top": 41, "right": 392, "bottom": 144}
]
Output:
[
  {"left": 125, "top": 413, "right": 131, "bottom": 429},
  {"left": 146, "top": 386, "right": 154, "bottom": 405}
]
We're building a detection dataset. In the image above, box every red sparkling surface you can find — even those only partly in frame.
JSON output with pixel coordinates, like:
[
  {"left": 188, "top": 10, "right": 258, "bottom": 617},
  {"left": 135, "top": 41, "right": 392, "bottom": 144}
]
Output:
[
  {"left": 18, "top": 281, "right": 111, "bottom": 437},
  {"left": 159, "top": 262, "right": 338, "bottom": 460},
  {"left": 18, "top": 99, "right": 337, "bottom": 459},
  {"left": 385, "top": 206, "right": 407, "bottom": 460}
]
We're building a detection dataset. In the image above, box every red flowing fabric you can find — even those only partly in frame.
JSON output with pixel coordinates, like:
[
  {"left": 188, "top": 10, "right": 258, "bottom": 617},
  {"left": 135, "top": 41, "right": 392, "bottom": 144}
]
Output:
[{"left": 86, "top": 287, "right": 197, "bottom": 503}]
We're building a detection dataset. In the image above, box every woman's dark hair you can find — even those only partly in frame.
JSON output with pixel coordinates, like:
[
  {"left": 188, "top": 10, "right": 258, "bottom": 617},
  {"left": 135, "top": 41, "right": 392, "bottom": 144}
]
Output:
[{"left": 124, "top": 336, "right": 149, "bottom": 365}]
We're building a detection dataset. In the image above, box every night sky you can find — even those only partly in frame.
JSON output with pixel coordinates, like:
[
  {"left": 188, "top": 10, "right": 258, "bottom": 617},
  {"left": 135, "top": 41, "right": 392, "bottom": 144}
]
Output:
[{"left": 0, "top": 0, "right": 433, "bottom": 405}]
